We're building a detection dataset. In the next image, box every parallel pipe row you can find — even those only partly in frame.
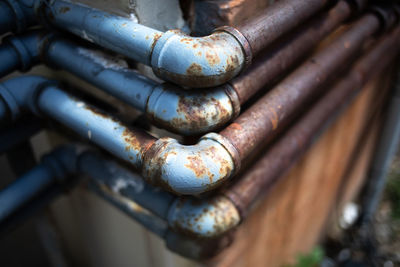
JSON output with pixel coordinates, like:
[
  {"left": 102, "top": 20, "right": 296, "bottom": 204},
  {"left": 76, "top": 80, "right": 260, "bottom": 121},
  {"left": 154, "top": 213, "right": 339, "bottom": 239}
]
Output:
[
  {"left": 0, "top": 0, "right": 367, "bottom": 135},
  {"left": 0, "top": 0, "right": 399, "bottom": 260},
  {"left": 0, "top": 7, "right": 395, "bottom": 195},
  {"left": 0, "top": 0, "right": 335, "bottom": 87},
  {"left": 1, "top": 26, "right": 398, "bottom": 258}
]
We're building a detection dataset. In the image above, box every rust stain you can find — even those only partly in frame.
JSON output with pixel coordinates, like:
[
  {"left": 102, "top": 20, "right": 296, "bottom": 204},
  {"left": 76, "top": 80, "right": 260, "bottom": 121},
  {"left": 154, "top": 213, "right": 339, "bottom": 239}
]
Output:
[
  {"left": 185, "top": 156, "right": 206, "bottom": 178},
  {"left": 150, "top": 33, "right": 163, "bottom": 52},
  {"left": 344, "top": 41, "right": 351, "bottom": 49},
  {"left": 186, "top": 63, "right": 203, "bottom": 76},
  {"left": 206, "top": 51, "right": 220, "bottom": 66},
  {"left": 229, "top": 123, "right": 243, "bottom": 130},
  {"left": 269, "top": 107, "right": 279, "bottom": 130},
  {"left": 122, "top": 128, "right": 141, "bottom": 152}
]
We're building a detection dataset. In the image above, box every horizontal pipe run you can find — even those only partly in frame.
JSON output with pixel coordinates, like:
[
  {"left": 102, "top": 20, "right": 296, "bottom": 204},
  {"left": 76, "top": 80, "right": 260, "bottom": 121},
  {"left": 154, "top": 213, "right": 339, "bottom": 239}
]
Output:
[
  {"left": 0, "top": 1, "right": 15, "bottom": 34},
  {"left": 0, "top": 145, "right": 79, "bottom": 223},
  {"left": 35, "top": 0, "right": 247, "bottom": 88},
  {"left": 0, "top": 43, "right": 20, "bottom": 77},
  {"left": 44, "top": 38, "right": 240, "bottom": 135},
  {"left": 225, "top": 27, "right": 400, "bottom": 217},
  {"left": 3, "top": 0, "right": 332, "bottom": 87},
  {"left": 231, "top": 0, "right": 358, "bottom": 104},
  {"left": 0, "top": 0, "right": 36, "bottom": 34},
  {"left": 0, "top": 76, "right": 238, "bottom": 195},
  {"left": 0, "top": 144, "right": 237, "bottom": 259},
  {"left": 220, "top": 13, "right": 382, "bottom": 161},
  {"left": 235, "top": 0, "right": 331, "bottom": 56},
  {"left": 0, "top": 164, "right": 55, "bottom": 222},
  {"left": 0, "top": 0, "right": 362, "bottom": 134}
]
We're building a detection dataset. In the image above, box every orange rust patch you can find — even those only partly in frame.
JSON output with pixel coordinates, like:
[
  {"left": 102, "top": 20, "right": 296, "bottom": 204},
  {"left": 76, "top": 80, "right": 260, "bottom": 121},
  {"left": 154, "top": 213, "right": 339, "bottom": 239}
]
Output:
[
  {"left": 185, "top": 156, "right": 206, "bottom": 178},
  {"left": 268, "top": 107, "right": 279, "bottom": 130},
  {"left": 206, "top": 51, "right": 220, "bottom": 66},
  {"left": 122, "top": 128, "right": 141, "bottom": 152},
  {"left": 229, "top": 123, "right": 243, "bottom": 130},
  {"left": 186, "top": 63, "right": 203, "bottom": 76},
  {"left": 150, "top": 33, "right": 163, "bottom": 52}
]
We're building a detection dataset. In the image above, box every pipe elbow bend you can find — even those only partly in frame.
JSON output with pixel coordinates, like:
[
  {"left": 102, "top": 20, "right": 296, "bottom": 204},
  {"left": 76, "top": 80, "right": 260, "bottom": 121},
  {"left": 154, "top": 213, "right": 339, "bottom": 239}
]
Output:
[
  {"left": 146, "top": 84, "right": 240, "bottom": 135},
  {"left": 150, "top": 29, "right": 249, "bottom": 88},
  {"left": 142, "top": 133, "right": 238, "bottom": 195},
  {"left": 167, "top": 196, "right": 240, "bottom": 238},
  {"left": 0, "top": 75, "right": 56, "bottom": 119}
]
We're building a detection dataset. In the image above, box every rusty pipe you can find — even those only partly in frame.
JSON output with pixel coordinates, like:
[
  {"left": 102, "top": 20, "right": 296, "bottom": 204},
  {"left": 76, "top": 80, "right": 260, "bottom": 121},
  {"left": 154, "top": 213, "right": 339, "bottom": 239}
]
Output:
[
  {"left": 86, "top": 28, "right": 400, "bottom": 241},
  {"left": 231, "top": 0, "right": 363, "bottom": 104},
  {"left": 225, "top": 27, "right": 400, "bottom": 217},
  {"left": 0, "top": 76, "right": 239, "bottom": 195},
  {"left": 2, "top": 0, "right": 364, "bottom": 134},
  {"left": 7, "top": 0, "right": 332, "bottom": 87},
  {"left": 220, "top": 13, "right": 382, "bottom": 161},
  {"left": 235, "top": 0, "right": 331, "bottom": 57}
]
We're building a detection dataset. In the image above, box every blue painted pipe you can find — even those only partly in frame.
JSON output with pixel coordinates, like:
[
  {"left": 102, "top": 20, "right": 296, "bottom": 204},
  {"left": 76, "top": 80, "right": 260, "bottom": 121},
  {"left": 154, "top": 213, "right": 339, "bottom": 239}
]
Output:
[
  {"left": 0, "top": 0, "right": 36, "bottom": 34},
  {"left": 0, "top": 75, "right": 238, "bottom": 195},
  {"left": 0, "top": 1, "right": 15, "bottom": 34},
  {"left": 0, "top": 164, "right": 55, "bottom": 222},
  {"left": 0, "top": 43, "right": 20, "bottom": 77},
  {"left": 0, "top": 0, "right": 247, "bottom": 87},
  {"left": 0, "top": 144, "right": 236, "bottom": 259},
  {"left": 0, "top": 145, "right": 78, "bottom": 222},
  {"left": 0, "top": 30, "right": 44, "bottom": 77},
  {"left": 1, "top": 32, "right": 239, "bottom": 135}
]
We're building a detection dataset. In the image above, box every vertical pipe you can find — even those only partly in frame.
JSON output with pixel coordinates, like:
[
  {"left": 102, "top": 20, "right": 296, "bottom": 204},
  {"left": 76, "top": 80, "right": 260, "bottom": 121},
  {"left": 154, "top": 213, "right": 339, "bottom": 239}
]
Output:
[{"left": 359, "top": 64, "right": 400, "bottom": 224}]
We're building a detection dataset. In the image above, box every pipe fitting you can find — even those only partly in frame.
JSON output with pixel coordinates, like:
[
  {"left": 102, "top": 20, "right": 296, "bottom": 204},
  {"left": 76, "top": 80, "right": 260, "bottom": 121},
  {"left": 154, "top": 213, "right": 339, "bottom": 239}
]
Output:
[
  {"left": 0, "top": 75, "right": 56, "bottom": 119},
  {"left": 146, "top": 83, "right": 240, "bottom": 135},
  {"left": 167, "top": 196, "right": 240, "bottom": 238},
  {"left": 142, "top": 133, "right": 237, "bottom": 195},
  {"left": 150, "top": 29, "right": 248, "bottom": 88}
]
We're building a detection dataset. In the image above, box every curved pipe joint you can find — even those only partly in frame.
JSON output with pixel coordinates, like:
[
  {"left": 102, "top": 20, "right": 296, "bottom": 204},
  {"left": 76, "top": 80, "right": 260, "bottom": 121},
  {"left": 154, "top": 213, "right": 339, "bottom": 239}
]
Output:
[
  {"left": 142, "top": 133, "right": 239, "bottom": 195},
  {"left": 0, "top": 76, "right": 240, "bottom": 195},
  {"left": 167, "top": 196, "right": 240, "bottom": 238},
  {"left": 2, "top": 32, "right": 240, "bottom": 134},
  {"left": 31, "top": 0, "right": 249, "bottom": 87},
  {"left": 147, "top": 84, "right": 240, "bottom": 135},
  {"left": 150, "top": 29, "right": 249, "bottom": 88}
]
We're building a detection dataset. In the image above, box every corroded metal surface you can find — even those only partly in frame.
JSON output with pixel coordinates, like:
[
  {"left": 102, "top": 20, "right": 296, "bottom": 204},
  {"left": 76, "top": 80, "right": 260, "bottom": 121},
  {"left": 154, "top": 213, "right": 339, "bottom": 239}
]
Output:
[
  {"left": 167, "top": 196, "right": 240, "bottom": 238},
  {"left": 220, "top": 14, "right": 381, "bottom": 161},
  {"left": 142, "top": 133, "right": 236, "bottom": 195},
  {"left": 146, "top": 84, "right": 239, "bottom": 135},
  {"left": 151, "top": 29, "right": 246, "bottom": 88},
  {"left": 40, "top": 0, "right": 248, "bottom": 88},
  {"left": 193, "top": 0, "right": 271, "bottom": 35},
  {"left": 231, "top": 0, "right": 357, "bottom": 104},
  {"left": 236, "top": 0, "right": 331, "bottom": 56},
  {"left": 225, "top": 26, "right": 400, "bottom": 217}
]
